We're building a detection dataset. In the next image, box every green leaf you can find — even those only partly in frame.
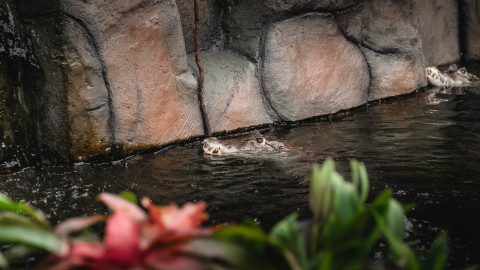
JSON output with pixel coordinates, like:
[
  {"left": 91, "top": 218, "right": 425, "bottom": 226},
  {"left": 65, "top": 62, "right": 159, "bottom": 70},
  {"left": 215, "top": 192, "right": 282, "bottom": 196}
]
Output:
[
  {"left": 357, "top": 161, "right": 369, "bottom": 204},
  {"left": 351, "top": 160, "right": 360, "bottom": 189},
  {"left": 180, "top": 239, "right": 287, "bottom": 270},
  {"left": 118, "top": 191, "right": 138, "bottom": 204},
  {"left": 422, "top": 232, "right": 447, "bottom": 270},
  {"left": 332, "top": 177, "right": 357, "bottom": 224},
  {"left": 386, "top": 199, "right": 405, "bottom": 239},
  {"left": 373, "top": 211, "right": 420, "bottom": 270},
  {"left": 214, "top": 223, "right": 270, "bottom": 253},
  {"left": 0, "top": 225, "right": 64, "bottom": 254},
  {"left": 0, "top": 252, "right": 8, "bottom": 270},
  {"left": 2, "top": 245, "right": 36, "bottom": 262},
  {"left": 0, "top": 194, "right": 49, "bottom": 228},
  {"left": 316, "top": 251, "right": 332, "bottom": 270},
  {"left": 310, "top": 160, "right": 334, "bottom": 223},
  {"left": 0, "top": 212, "right": 48, "bottom": 230},
  {"left": 269, "top": 213, "right": 307, "bottom": 270}
]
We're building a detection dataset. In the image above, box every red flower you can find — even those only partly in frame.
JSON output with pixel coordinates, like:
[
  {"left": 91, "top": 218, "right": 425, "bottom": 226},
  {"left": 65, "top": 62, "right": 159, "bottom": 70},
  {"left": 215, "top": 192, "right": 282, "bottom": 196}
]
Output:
[
  {"left": 141, "top": 198, "right": 210, "bottom": 245},
  {"left": 43, "top": 193, "right": 212, "bottom": 270}
]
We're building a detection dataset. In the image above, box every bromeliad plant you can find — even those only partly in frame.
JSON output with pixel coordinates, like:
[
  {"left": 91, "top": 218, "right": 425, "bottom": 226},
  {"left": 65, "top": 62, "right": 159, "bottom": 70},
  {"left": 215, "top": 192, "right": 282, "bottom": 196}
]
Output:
[
  {"left": 208, "top": 159, "right": 448, "bottom": 270},
  {"left": 0, "top": 193, "right": 214, "bottom": 270},
  {"left": 0, "top": 159, "right": 448, "bottom": 269}
]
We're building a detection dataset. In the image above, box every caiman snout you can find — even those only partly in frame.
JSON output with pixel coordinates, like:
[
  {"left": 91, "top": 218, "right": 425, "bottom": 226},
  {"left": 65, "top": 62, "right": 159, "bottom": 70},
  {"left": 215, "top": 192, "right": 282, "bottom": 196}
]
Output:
[{"left": 202, "top": 131, "right": 289, "bottom": 156}]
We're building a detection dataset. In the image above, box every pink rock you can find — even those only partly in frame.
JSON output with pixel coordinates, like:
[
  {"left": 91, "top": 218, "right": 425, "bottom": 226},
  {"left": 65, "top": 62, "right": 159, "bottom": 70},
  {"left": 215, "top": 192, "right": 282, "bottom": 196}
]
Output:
[
  {"left": 263, "top": 14, "right": 369, "bottom": 121},
  {"left": 189, "top": 50, "right": 273, "bottom": 132}
]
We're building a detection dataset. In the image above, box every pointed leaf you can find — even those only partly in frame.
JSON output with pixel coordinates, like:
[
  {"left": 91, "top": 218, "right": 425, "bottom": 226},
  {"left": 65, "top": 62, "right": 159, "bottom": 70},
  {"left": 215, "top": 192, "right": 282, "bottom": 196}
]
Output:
[
  {"left": 54, "top": 215, "right": 105, "bottom": 237},
  {"left": 0, "top": 225, "right": 64, "bottom": 254},
  {"left": 98, "top": 193, "right": 146, "bottom": 222},
  {"left": 357, "top": 161, "right": 369, "bottom": 204},
  {"left": 387, "top": 199, "right": 405, "bottom": 240},
  {"left": 0, "top": 194, "right": 49, "bottom": 228},
  {"left": 373, "top": 212, "right": 420, "bottom": 270},
  {"left": 214, "top": 224, "right": 269, "bottom": 253},
  {"left": 310, "top": 160, "right": 334, "bottom": 223},
  {"left": 0, "top": 212, "right": 48, "bottom": 230},
  {"left": 0, "top": 252, "right": 8, "bottom": 270},
  {"left": 422, "top": 232, "right": 447, "bottom": 270},
  {"left": 178, "top": 239, "right": 284, "bottom": 270},
  {"left": 103, "top": 211, "right": 141, "bottom": 266},
  {"left": 350, "top": 159, "right": 360, "bottom": 189},
  {"left": 332, "top": 178, "right": 357, "bottom": 223},
  {"left": 270, "top": 213, "right": 307, "bottom": 270}
]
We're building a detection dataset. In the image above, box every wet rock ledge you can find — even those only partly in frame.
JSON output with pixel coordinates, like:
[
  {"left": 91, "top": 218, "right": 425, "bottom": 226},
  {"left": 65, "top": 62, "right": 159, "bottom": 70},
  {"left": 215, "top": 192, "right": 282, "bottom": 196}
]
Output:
[{"left": 0, "top": 0, "right": 478, "bottom": 165}]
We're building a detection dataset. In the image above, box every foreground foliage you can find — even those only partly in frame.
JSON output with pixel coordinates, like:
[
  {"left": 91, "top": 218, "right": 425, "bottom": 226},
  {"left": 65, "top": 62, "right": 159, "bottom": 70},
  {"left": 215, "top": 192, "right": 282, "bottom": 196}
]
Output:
[{"left": 0, "top": 159, "right": 452, "bottom": 269}]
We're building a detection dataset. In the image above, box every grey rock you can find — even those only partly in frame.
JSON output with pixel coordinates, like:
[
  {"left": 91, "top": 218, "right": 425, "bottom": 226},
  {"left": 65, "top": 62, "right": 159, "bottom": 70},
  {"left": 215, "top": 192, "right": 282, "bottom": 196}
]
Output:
[
  {"left": 62, "top": 17, "right": 111, "bottom": 160},
  {"left": 364, "top": 49, "right": 426, "bottom": 100},
  {"left": 462, "top": 0, "right": 480, "bottom": 61},
  {"left": 336, "top": 0, "right": 427, "bottom": 99},
  {"left": 59, "top": 0, "right": 204, "bottom": 153},
  {"left": 0, "top": 0, "right": 40, "bottom": 167},
  {"left": 262, "top": 13, "right": 369, "bottom": 121},
  {"left": 24, "top": 16, "right": 71, "bottom": 163},
  {"left": 226, "top": 0, "right": 362, "bottom": 61},
  {"left": 415, "top": 0, "right": 460, "bottom": 66},
  {"left": 18, "top": 0, "right": 204, "bottom": 161},
  {"left": 176, "top": 0, "right": 225, "bottom": 54},
  {"left": 189, "top": 50, "right": 273, "bottom": 132}
]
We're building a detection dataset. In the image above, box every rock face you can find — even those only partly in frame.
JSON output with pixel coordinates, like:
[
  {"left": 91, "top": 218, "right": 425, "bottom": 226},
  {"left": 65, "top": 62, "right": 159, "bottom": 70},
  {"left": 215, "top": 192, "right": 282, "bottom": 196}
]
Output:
[
  {"left": 176, "top": 0, "right": 224, "bottom": 54},
  {"left": 336, "top": 0, "right": 427, "bottom": 100},
  {"left": 462, "top": 0, "right": 480, "bottom": 61},
  {"left": 0, "top": 0, "right": 478, "bottom": 165},
  {"left": 415, "top": 0, "right": 460, "bottom": 66},
  {"left": 60, "top": 0, "right": 204, "bottom": 157},
  {"left": 17, "top": 0, "right": 204, "bottom": 162},
  {"left": 226, "top": 0, "right": 362, "bottom": 61},
  {"left": 61, "top": 17, "right": 110, "bottom": 160},
  {"left": 188, "top": 50, "right": 273, "bottom": 132},
  {"left": 262, "top": 14, "right": 369, "bottom": 121},
  {"left": 0, "top": 0, "right": 40, "bottom": 167}
]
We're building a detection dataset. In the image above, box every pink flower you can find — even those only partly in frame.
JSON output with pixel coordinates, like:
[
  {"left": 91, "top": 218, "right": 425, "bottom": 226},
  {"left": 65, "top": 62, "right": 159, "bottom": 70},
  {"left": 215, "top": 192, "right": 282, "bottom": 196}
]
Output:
[
  {"left": 141, "top": 198, "right": 210, "bottom": 244},
  {"left": 42, "top": 193, "right": 212, "bottom": 270}
]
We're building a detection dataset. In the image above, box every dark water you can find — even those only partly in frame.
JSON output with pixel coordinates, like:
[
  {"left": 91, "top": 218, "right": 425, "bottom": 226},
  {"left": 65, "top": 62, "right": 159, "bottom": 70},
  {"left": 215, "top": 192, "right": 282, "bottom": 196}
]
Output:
[{"left": 2, "top": 71, "right": 480, "bottom": 268}]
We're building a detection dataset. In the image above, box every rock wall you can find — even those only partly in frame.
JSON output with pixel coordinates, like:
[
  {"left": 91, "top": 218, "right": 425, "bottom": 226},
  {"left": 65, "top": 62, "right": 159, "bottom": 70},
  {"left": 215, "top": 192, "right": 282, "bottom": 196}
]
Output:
[
  {"left": 0, "top": 0, "right": 40, "bottom": 167},
  {"left": 0, "top": 0, "right": 479, "bottom": 165},
  {"left": 462, "top": 0, "right": 480, "bottom": 60}
]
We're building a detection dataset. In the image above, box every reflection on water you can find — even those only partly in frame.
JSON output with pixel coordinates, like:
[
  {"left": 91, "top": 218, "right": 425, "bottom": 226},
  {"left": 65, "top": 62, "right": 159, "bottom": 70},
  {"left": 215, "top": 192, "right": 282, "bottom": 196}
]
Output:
[{"left": 2, "top": 70, "right": 480, "bottom": 268}]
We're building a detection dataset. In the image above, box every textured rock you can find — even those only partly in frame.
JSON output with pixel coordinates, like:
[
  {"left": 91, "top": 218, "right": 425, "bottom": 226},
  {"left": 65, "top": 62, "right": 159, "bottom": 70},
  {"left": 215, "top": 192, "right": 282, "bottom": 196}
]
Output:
[
  {"left": 364, "top": 50, "right": 425, "bottom": 100},
  {"left": 0, "top": 0, "right": 50, "bottom": 166},
  {"left": 188, "top": 50, "right": 273, "bottom": 132},
  {"left": 25, "top": 17, "right": 71, "bottom": 163},
  {"left": 60, "top": 0, "right": 204, "bottom": 153},
  {"left": 3, "top": 0, "right": 479, "bottom": 165},
  {"left": 415, "top": 0, "right": 460, "bottom": 66},
  {"left": 16, "top": 0, "right": 204, "bottom": 161},
  {"left": 462, "top": 0, "right": 480, "bottom": 61},
  {"left": 262, "top": 13, "right": 369, "bottom": 121},
  {"left": 176, "top": 0, "right": 224, "bottom": 53},
  {"left": 226, "top": 0, "right": 362, "bottom": 61},
  {"left": 336, "top": 0, "right": 427, "bottom": 100},
  {"left": 62, "top": 18, "right": 110, "bottom": 159}
]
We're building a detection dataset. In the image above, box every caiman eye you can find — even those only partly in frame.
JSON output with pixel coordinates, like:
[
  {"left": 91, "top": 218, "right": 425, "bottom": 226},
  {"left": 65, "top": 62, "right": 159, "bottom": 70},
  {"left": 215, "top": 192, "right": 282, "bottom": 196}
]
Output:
[
  {"left": 460, "top": 69, "right": 466, "bottom": 74},
  {"left": 212, "top": 148, "right": 218, "bottom": 154},
  {"left": 255, "top": 137, "right": 265, "bottom": 144}
]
